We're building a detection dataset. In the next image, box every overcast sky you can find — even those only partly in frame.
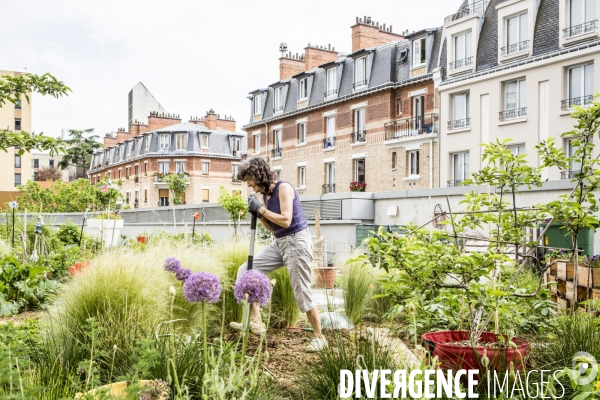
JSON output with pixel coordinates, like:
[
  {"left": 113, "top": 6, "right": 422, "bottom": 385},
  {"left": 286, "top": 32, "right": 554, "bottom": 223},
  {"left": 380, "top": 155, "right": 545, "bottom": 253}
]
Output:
[{"left": 1, "top": 0, "right": 459, "bottom": 140}]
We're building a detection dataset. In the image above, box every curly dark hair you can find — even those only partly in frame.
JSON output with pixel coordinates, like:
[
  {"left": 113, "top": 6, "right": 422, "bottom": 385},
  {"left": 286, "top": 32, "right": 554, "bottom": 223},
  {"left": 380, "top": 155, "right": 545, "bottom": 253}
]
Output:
[{"left": 237, "top": 157, "right": 277, "bottom": 194}]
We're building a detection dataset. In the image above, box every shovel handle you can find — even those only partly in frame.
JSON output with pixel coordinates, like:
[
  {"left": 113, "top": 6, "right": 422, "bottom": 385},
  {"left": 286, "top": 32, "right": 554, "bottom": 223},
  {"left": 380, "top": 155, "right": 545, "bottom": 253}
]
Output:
[{"left": 247, "top": 211, "right": 258, "bottom": 270}]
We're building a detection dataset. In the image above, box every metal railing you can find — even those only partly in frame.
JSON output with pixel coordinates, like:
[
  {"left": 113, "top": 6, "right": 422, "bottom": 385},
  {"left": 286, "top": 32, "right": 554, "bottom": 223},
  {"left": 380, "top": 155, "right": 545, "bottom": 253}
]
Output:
[
  {"left": 563, "top": 20, "right": 597, "bottom": 37},
  {"left": 384, "top": 113, "right": 439, "bottom": 140},
  {"left": 323, "top": 137, "right": 336, "bottom": 149},
  {"left": 449, "top": 56, "right": 473, "bottom": 70},
  {"left": 561, "top": 95, "right": 593, "bottom": 110},
  {"left": 232, "top": 173, "right": 242, "bottom": 183},
  {"left": 561, "top": 170, "right": 580, "bottom": 179},
  {"left": 499, "top": 107, "right": 527, "bottom": 121},
  {"left": 322, "top": 184, "right": 335, "bottom": 194},
  {"left": 353, "top": 80, "right": 367, "bottom": 89},
  {"left": 455, "top": 0, "right": 490, "bottom": 18},
  {"left": 273, "top": 106, "right": 284, "bottom": 113},
  {"left": 324, "top": 89, "right": 338, "bottom": 97},
  {"left": 500, "top": 40, "right": 529, "bottom": 55},
  {"left": 447, "top": 118, "right": 471, "bottom": 130},
  {"left": 351, "top": 130, "right": 367, "bottom": 144},
  {"left": 271, "top": 147, "right": 282, "bottom": 158},
  {"left": 447, "top": 180, "right": 465, "bottom": 187}
]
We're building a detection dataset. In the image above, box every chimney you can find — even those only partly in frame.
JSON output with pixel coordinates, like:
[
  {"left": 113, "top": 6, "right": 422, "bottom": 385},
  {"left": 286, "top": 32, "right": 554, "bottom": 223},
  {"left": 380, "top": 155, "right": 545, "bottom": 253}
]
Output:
[
  {"left": 130, "top": 121, "right": 149, "bottom": 137},
  {"left": 304, "top": 44, "right": 338, "bottom": 71},
  {"left": 279, "top": 52, "right": 305, "bottom": 80},
  {"left": 216, "top": 114, "right": 236, "bottom": 132},
  {"left": 147, "top": 111, "right": 182, "bottom": 131},
  {"left": 116, "top": 127, "right": 131, "bottom": 144},
  {"left": 103, "top": 134, "right": 117, "bottom": 149},
  {"left": 351, "top": 16, "right": 403, "bottom": 52},
  {"left": 203, "top": 109, "right": 217, "bottom": 130},
  {"left": 61, "top": 128, "right": 66, "bottom": 140}
]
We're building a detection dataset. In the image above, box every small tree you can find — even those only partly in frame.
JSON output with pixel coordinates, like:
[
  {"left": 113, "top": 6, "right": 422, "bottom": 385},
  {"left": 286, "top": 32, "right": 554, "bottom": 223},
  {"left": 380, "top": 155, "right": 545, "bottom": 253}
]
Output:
[
  {"left": 217, "top": 186, "right": 247, "bottom": 237},
  {"left": 163, "top": 173, "right": 189, "bottom": 205},
  {"left": 58, "top": 128, "right": 102, "bottom": 179},
  {"left": 36, "top": 166, "right": 62, "bottom": 181}
]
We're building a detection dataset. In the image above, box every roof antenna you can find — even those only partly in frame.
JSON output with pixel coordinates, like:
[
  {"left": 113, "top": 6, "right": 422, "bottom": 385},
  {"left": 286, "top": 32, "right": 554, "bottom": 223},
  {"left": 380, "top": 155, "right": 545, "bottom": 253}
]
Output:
[{"left": 279, "top": 42, "right": 288, "bottom": 58}]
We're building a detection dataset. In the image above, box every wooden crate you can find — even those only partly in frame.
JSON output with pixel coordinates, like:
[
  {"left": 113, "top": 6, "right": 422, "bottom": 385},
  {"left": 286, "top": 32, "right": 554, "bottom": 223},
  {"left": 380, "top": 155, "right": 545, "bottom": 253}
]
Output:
[
  {"left": 556, "top": 279, "right": 567, "bottom": 296},
  {"left": 558, "top": 262, "right": 575, "bottom": 281},
  {"left": 557, "top": 297, "right": 571, "bottom": 310},
  {"left": 547, "top": 275, "right": 557, "bottom": 295},
  {"left": 548, "top": 259, "right": 559, "bottom": 276},
  {"left": 592, "top": 289, "right": 600, "bottom": 300},
  {"left": 577, "top": 267, "right": 600, "bottom": 289},
  {"left": 566, "top": 282, "right": 588, "bottom": 302}
]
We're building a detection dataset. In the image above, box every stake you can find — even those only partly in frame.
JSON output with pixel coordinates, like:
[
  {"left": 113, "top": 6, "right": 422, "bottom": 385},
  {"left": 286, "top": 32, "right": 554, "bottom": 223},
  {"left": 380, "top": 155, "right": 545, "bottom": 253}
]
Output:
[
  {"left": 192, "top": 216, "right": 196, "bottom": 239},
  {"left": 12, "top": 208, "right": 15, "bottom": 248},
  {"left": 242, "top": 210, "right": 258, "bottom": 332},
  {"left": 79, "top": 210, "right": 88, "bottom": 247}
]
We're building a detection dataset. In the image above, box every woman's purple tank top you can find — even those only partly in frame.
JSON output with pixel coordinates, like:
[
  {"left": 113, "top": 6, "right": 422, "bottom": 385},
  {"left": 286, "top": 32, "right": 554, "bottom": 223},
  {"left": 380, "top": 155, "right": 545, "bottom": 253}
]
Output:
[{"left": 264, "top": 181, "right": 308, "bottom": 238}]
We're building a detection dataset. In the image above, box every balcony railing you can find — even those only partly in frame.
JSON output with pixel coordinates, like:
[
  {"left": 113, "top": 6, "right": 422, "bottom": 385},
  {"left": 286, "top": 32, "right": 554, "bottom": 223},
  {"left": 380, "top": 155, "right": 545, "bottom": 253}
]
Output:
[
  {"left": 561, "top": 95, "right": 593, "bottom": 110},
  {"left": 273, "top": 106, "right": 284, "bottom": 113},
  {"left": 232, "top": 174, "right": 242, "bottom": 183},
  {"left": 500, "top": 40, "right": 529, "bottom": 55},
  {"left": 449, "top": 56, "right": 473, "bottom": 70},
  {"left": 322, "top": 183, "right": 335, "bottom": 194},
  {"left": 271, "top": 147, "right": 282, "bottom": 158},
  {"left": 158, "top": 200, "right": 169, "bottom": 207},
  {"left": 353, "top": 80, "right": 367, "bottom": 89},
  {"left": 447, "top": 118, "right": 471, "bottom": 130},
  {"left": 563, "top": 20, "right": 597, "bottom": 37},
  {"left": 351, "top": 130, "right": 367, "bottom": 144},
  {"left": 153, "top": 173, "right": 189, "bottom": 183},
  {"left": 323, "top": 137, "right": 336, "bottom": 149},
  {"left": 499, "top": 107, "right": 527, "bottom": 121},
  {"left": 384, "top": 113, "right": 439, "bottom": 140},
  {"left": 447, "top": 180, "right": 465, "bottom": 187},
  {"left": 324, "top": 89, "right": 338, "bottom": 97},
  {"left": 561, "top": 170, "right": 580, "bottom": 179},
  {"left": 454, "top": 0, "right": 490, "bottom": 19}
]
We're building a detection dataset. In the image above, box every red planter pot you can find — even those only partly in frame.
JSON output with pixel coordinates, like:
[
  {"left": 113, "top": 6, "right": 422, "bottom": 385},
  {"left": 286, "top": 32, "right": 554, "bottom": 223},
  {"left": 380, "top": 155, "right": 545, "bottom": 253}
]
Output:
[
  {"left": 314, "top": 267, "right": 337, "bottom": 289},
  {"left": 137, "top": 236, "right": 149, "bottom": 244},
  {"left": 421, "top": 330, "right": 530, "bottom": 372}
]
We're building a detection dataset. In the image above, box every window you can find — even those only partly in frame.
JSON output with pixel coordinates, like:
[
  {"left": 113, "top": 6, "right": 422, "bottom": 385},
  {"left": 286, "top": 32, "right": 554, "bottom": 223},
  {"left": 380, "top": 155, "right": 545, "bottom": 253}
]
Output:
[
  {"left": 127, "top": 142, "right": 133, "bottom": 158},
  {"left": 324, "top": 162, "right": 335, "bottom": 193},
  {"left": 507, "top": 144, "right": 525, "bottom": 155},
  {"left": 144, "top": 162, "right": 147, "bottom": 174},
  {"left": 202, "top": 188, "right": 210, "bottom": 202},
  {"left": 254, "top": 94, "right": 262, "bottom": 115},
  {"left": 14, "top": 118, "right": 21, "bottom": 131},
  {"left": 568, "top": 138, "right": 582, "bottom": 173},
  {"left": 353, "top": 108, "right": 366, "bottom": 143},
  {"left": 299, "top": 78, "right": 308, "bottom": 100},
  {"left": 14, "top": 173, "right": 21, "bottom": 187},
  {"left": 324, "top": 116, "right": 336, "bottom": 148},
  {"left": 159, "top": 189, "right": 169, "bottom": 206},
  {"left": 274, "top": 87, "right": 283, "bottom": 113},
  {"left": 504, "top": 13, "right": 528, "bottom": 54},
  {"left": 392, "top": 152, "right": 397, "bottom": 169},
  {"left": 176, "top": 134, "right": 186, "bottom": 150},
  {"left": 502, "top": 79, "right": 526, "bottom": 119},
  {"left": 273, "top": 129, "right": 282, "bottom": 157},
  {"left": 298, "top": 123, "right": 306, "bottom": 144},
  {"left": 14, "top": 155, "right": 21, "bottom": 168},
  {"left": 567, "top": 0, "right": 596, "bottom": 37},
  {"left": 15, "top": 99, "right": 21, "bottom": 109},
  {"left": 274, "top": 169, "right": 282, "bottom": 180},
  {"left": 232, "top": 137, "right": 241, "bottom": 155},
  {"left": 397, "top": 99, "right": 402, "bottom": 115},
  {"left": 201, "top": 134, "right": 209, "bottom": 148},
  {"left": 450, "top": 92, "right": 470, "bottom": 129},
  {"left": 176, "top": 161, "right": 185, "bottom": 174},
  {"left": 232, "top": 164, "right": 239, "bottom": 181},
  {"left": 126, "top": 167, "right": 131, "bottom": 177},
  {"left": 159, "top": 134, "right": 170, "bottom": 151},
  {"left": 33, "top": 159, "right": 39, "bottom": 168},
  {"left": 34, "top": 172, "right": 39, "bottom": 181},
  {"left": 408, "top": 150, "right": 420, "bottom": 176},
  {"left": 118, "top": 169, "right": 122, "bottom": 179},
  {"left": 144, "top": 189, "right": 148, "bottom": 203},
  {"left": 145, "top": 135, "right": 151, "bottom": 150},
  {"left": 49, "top": 159, "right": 54, "bottom": 167},
  {"left": 326, "top": 68, "right": 337, "bottom": 96},
  {"left": 452, "top": 31, "right": 473, "bottom": 69},
  {"left": 354, "top": 57, "right": 367, "bottom": 88},
  {"left": 451, "top": 152, "right": 470, "bottom": 185},
  {"left": 159, "top": 161, "right": 169, "bottom": 175},
  {"left": 298, "top": 166, "right": 306, "bottom": 188},
  {"left": 134, "top": 191, "right": 139, "bottom": 206},
  {"left": 202, "top": 161, "right": 209, "bottom": 175},
  {"left": 126, "top": 192, "right": 130, "bottom": 204},
  {"left": 134, "top": 165, "right": 139, "bottom": 176},
  {"left": 413, "top": 37, "right": 426, "bottom": 67},
  {"left": 354, "top": 158, "right": 366, "bottom": 182},
  {"left": 253, "top": 135, "right": 260, "bottom": 154},
  {"left": 565, "top": 64, "right": 594, "bottom": 109}
]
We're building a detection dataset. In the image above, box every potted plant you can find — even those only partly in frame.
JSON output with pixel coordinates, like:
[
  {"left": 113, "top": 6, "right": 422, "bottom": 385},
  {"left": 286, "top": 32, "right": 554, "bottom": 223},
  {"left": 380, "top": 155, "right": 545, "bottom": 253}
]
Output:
[
  {"left": 578, "top": 254, "right": 600, "bottom": 289},
  {"left": 137, "top": 231, "right": 149, "bottom": 244},
  {"left": 134, "top": 175, "right": 139, "bottom": 183},
  {"left": 314, "top": 263, "right": 337, "bottom": 289},
  {"left": 349, "top": 181, "right": 367, "bottom": 192}
]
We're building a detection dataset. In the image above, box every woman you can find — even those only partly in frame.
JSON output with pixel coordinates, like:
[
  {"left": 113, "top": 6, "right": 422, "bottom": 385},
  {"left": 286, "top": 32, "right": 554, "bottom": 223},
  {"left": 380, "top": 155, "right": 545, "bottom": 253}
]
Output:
[{"left": 229, "top": 157, "right": 327, "bottom": 352}]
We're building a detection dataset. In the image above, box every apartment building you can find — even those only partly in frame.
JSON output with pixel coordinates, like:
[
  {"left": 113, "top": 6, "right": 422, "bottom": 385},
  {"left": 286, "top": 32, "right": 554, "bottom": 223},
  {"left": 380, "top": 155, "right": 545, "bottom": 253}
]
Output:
[
  {"left": 30, "top": 149, "right": 71, "bottom": 182},
  {"left": 437, "top": 0, "right": 599, "bottom": 186},
  {"left": 243, "top": 18, "right": 443, "bottom": 195},
  {"left": 89, "top": 109, "right": 247, "bottom": 207},
  {"left": 0, "top": 69, "right": 33, "bottom": 204}
]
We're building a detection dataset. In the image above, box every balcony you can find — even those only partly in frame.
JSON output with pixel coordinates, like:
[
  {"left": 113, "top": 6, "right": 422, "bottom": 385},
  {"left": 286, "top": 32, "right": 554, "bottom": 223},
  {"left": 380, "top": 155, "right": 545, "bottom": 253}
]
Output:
[
  {"left": 561, "top": 170, "right": 580, "bottom": 179},
  {"left": 561, "top": 95, "right": 593, "bottom": 111},
  {"left": 271, "top": 147, "right": 282, "bottom": 158},
  {"left": 273, "top": 106, "right": 284, "bottom": 113},
  {"left": 447, "top": 118, "right": 471, "bottom": 130},
  {"left": 447, "top": 180, "right": 465, "bottom": 187},
  {"left": 323, "top": 137, "right": 336, "bottom": 149},
  {"left": 350, "top": 130, "right": 366, "bottom": 144},
  {"left": 153, "top": 173, "right": 189, "bottom": 183},
  {"left": 500, "top": 40, "right": 529, "bottom": 55},
  {"left": 449, "top": 56, "right": 473, "bottom": 70},
  {"left": 384, "top": 113, "right": 439, "bottom": 140},
  {"left": 324, "top": 89, "right": 338, "bottom": 98},
  {"left": 498, "top": 107, "right": 526, "bottom": 121},
  {"left": 353, "top": 80, "right": 367, "bottom": 89},
  {"left": 322, "top": 183, "right": 335, "bottom": 194},
  {"left": 454, "top": 0, "right": 489, "bottom": 19},
  {"left": 563, "top": 20, "right": 597, "bottom": 38}
]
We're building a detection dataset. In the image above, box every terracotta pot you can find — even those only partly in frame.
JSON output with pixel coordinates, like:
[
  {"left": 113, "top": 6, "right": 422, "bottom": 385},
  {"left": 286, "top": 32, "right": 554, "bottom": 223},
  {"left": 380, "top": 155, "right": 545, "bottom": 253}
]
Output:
[
  {"left": 577, "top": 266, "right": 600, "bottom": 288},
  {"left": 421, "top": 331, "right": 530, "bottom": 373},
  {"left": 137, "top": 236, "right": 149, "bottom": 244},
  {"left": 314, "top": 267, "right": 337, "bottom": 289}
]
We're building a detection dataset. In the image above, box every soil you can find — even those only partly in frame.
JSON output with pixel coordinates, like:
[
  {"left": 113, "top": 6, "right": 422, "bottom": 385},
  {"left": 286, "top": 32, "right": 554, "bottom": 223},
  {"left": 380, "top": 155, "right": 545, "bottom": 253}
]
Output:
[{"left": 0, "top": 309, "right": 45, "bottom": 325}]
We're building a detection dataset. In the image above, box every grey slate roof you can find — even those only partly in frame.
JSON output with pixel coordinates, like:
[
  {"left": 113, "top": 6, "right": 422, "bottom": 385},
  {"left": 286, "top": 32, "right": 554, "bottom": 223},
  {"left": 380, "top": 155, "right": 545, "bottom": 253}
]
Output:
[{"left": 533, "top": 0, "right": 560, "bottom": 56}]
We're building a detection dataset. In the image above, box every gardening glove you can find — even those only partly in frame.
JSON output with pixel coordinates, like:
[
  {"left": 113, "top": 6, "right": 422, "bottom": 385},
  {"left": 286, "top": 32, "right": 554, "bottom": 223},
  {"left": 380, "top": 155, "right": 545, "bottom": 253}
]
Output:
[{"left": 247, "top": 196, "right": 262, "bottom": 213}]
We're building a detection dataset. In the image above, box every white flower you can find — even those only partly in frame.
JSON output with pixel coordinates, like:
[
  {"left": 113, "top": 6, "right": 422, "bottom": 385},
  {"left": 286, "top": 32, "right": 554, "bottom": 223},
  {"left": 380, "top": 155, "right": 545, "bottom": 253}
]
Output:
[{"left": 169, "top": 285, "right": 176, "bottom": 296}]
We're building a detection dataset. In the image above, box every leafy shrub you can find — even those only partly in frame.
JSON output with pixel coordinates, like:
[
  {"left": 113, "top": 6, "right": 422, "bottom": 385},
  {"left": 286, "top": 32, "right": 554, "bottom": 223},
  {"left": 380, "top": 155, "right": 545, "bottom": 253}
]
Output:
[{"left": 55, "top": 220, "right": 82, "bottom": 245}]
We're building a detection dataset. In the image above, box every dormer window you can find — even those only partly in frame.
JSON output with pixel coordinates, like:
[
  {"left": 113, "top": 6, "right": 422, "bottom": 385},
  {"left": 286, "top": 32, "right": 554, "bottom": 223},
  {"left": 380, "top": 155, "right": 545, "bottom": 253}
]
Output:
[
  {"left": 451, "top": 31, "right": 473, "bottom": 70},
  {"left": 201, "top": 134, "right": 209, "bottom": 149},
  {"left": 145, "top": 135, "right": 151, "bottom": 151},
  {"left": 254, "top": 94, "right": 262, "bottom": 116},
  {"left": 127, "top": 142, "right": 133, "bottom": 158},
  {"left": 326, "top": 68, "right": 337, "bottom": 97},
  {"left": 413, "top": 38, "right": 426, "bottom": 67},
  {"left": 566, "top": 0, "right": 597, "bottom": 37},
  {"left": 503, "top": 13, "right": 528, "bottom": 55},
  {"left": 354, "top": 57, "right": 366, "bottom": 89},
  {"left": 232, "top": 137, "right": 241, "bottom": 156},
  {"left": 298, "top": 78, "right": 308, "bottom": 100},
  {"left": 274, "top": 86, "right": 283, "bottom": 113},
  {"left": 159, "top": 134, "right": 170, "bottom": 152},
  {"left": 176, "top": 134, "right": 186, "bottom": 150}
]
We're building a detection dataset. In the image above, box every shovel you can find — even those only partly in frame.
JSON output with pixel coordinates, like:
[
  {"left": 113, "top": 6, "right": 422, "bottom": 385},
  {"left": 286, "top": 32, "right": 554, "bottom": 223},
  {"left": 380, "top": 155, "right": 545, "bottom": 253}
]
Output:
[{"left": 242, "top": 203, "right": 259, "bottom": 332}]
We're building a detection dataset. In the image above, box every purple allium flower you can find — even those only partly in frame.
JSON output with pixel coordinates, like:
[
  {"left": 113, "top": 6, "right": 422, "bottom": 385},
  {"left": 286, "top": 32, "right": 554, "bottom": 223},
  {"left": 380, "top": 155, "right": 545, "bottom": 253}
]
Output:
[
  {"left": 234, "top": 270, "right": 272, "bottom": 305},
  {"left": 183, "top": 272, "right": 221, "bottom": 303},
  {"left": 164, "top": 257, "right": 181, "bottom": 274},
  {"left": 176, "top": 268, "right": 192, "bottom": 282}
]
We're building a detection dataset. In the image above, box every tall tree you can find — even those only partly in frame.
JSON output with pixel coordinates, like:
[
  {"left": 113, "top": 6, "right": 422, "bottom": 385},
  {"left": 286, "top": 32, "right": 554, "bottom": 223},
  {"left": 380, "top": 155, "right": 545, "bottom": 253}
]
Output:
[
  {"left": 57, "top": 128, "right": 102, "bottom": 179},
  {"left": 0, "top": 73, "right": 70, "bottom": 155}
]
